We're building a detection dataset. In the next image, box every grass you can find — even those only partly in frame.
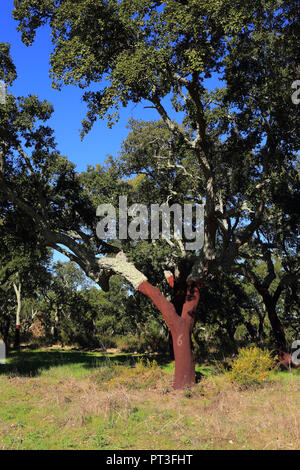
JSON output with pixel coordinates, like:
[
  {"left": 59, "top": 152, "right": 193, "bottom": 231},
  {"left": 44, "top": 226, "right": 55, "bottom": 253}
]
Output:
[{"left": 0, "top": 348, "right": 299, "bottom": 450}]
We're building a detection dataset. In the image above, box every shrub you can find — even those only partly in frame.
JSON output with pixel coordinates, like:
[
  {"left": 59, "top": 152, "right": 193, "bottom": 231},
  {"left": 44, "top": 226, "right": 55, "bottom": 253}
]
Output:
[
  {"left": 29, "top": 318, "right": 46, "bottom": 338},
  {"left": 197, "top": 373, "right": 236, "bottom": 398},
  {"left": 115, "top": 335, "right": 146, "bottom": 353},
  {"left": 115, "top": 325, "right": 169, "bottom": 354},
  {"left": 95, "top": 335, "right": 117, "bottom": 350},
  {"left": 229, "top": 346, "right": 275, "bottom": 387},
  {"left": 105, "top": 358, "right": 168, "bottom": 390},
  {"left": 143, "top": 321, "right": 169, "bottom": 353}
]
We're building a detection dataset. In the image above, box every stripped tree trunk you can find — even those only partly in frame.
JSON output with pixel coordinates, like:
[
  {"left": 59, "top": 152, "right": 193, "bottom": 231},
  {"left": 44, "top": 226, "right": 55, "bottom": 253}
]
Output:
[
  {"left": 97, "top": 252, "right": 202, "bottom": 389},
  {"left": 138, "top": 278, "right": 200, "bottom": 389}
]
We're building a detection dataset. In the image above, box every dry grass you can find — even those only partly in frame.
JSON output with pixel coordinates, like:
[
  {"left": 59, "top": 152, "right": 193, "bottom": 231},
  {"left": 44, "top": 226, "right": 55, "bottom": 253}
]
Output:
[
  {"left": 154, "top": 375, "right": 300, "bottom": 450},
  {"left": 0, "top": 353, "right": 299, "bottom": 450}
]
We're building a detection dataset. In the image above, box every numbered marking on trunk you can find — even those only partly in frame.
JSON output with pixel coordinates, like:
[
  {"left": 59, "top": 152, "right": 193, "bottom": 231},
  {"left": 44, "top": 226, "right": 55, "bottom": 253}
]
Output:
[{"left": 177, "top": 334, "right": 183, "bottom": 347}]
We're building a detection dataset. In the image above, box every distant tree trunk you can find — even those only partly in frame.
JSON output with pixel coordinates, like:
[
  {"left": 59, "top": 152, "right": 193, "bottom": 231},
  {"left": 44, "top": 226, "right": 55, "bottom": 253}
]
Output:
[
  {"left": 245, "top": 321, "right": 258, "bottom": 344},
  {"left": 255, "top": 284, "right": 291, "bottom": 367},
  {"left": 225, "top": 321, "right": 238, "bottom": 353},
  {"left": 257, "top": 308, "right": 266, "bottom": 345},
  {"left": 13, "top": 281, "right": 22, "bottom": 350},
  {"left": 138, "top": 279, "right": 201, "bottom": 389},
  {"left": 1, "top": 309, "right": 10, "bottom": 353},
  {"left": 51, "top": 308, "right": 59, "bottom": 343}
]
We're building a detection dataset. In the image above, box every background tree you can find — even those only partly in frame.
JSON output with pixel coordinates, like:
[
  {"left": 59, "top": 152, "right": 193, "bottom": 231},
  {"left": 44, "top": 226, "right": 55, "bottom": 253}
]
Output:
[{"left": 0, "top": 228, "right": 51, "bottom": 349}]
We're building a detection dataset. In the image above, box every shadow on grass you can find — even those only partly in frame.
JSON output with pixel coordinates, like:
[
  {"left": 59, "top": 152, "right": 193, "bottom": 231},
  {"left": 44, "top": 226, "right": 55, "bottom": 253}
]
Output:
[
  {"left": 195, "top": 370, "right": 205, "bottom": 383},
  {"left": 0, "top": 348, "right": 173, "bottom": 378}
]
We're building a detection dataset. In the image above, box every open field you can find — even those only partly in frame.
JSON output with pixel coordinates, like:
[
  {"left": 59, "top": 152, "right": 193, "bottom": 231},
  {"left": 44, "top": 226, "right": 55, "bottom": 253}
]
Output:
[{"left": 0, "top": 348, "right": 299, "bottom": 450}]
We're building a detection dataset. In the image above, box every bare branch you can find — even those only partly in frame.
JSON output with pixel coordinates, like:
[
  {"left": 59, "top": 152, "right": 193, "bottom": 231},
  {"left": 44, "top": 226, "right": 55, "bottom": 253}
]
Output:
[{"left": 97, "top": 252, "right": 147, "bottom": 290}]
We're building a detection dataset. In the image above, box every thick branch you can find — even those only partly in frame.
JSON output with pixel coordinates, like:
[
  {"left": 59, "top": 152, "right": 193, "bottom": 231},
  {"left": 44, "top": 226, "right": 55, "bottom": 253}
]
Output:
[
  {"left": 138, "top": 280, "right": 179, "bottom": 330},
  {"left": 97, "top": 252, "right": 147, "bottom": 290}
]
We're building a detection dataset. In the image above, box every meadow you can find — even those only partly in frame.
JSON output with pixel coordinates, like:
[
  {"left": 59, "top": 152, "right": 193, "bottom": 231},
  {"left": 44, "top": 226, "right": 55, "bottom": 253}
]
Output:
[{"left": 0, "top": 348, "right": 299, "bottom": 450}]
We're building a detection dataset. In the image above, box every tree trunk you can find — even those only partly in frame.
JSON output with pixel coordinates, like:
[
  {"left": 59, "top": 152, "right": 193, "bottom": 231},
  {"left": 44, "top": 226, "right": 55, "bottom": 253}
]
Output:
[
  {"left": 1, "top": 309, "right": 10, "bottom": 353},
  {"left": 265, "top": 300, "right": 291, "bottom": 367},
  {"left": 14, "top": 326, "right": 20, "bottom": 350},
  {"left": 245, "top": 321, "right": 258, "bottom": 344},
  {"left": 95, "top": 251, "right": 201, "bottom": 389},
  {"left": 52, "top": 308, "right": 59, "bottom": 343},
  {"left": 257, "top": 309, "right": 266, "bottom": 345},
  {"left": 13, "top": 281, "right": 22, "bottom": 350},
  {"left": 171, "top": 317, "right": 196, "bottom": 389},
  {"left": 138, "top": 279, "right": 200, "bottom": 389},
  {"left": 255, "top": 284, "right": 291, "bottom": 367}
]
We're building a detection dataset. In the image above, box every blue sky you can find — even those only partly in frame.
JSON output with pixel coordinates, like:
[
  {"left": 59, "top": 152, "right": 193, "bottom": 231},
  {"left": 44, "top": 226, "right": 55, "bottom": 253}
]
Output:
[{"left": 1, "top": 0, "right": 165, "bottom": 172}]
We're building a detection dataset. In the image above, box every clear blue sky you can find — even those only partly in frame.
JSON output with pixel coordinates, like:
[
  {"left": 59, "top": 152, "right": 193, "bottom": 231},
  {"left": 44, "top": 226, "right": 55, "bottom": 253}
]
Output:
[{"left": 1, "top": 0, "right": 165, "bottom": 172}]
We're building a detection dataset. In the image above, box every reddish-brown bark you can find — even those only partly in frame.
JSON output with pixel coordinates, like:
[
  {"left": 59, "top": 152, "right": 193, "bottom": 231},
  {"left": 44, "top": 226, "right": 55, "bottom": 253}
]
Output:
[
  {"left": 165, "top": 274, "right": 175, "bottom": 288},
  {"left": 138, "top": 280, "right": 201, "bottom": 389}
]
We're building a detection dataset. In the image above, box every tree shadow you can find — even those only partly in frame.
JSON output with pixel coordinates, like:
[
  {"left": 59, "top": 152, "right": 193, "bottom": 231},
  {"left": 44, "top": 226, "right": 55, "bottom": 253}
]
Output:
[
  {"left": 0, "top": 348, "right": 174, "bottom": 377},
  {"left": 195, "top": 370, "right": 204, "bottom": 383}
]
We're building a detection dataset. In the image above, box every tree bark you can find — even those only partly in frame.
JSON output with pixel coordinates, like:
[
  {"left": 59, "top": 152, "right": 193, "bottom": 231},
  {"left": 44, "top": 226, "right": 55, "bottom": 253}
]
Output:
[
  {"left": 255, "top": 284, "right": 291, "bottom": 367},
  {"left": 138, "top": 279, "right": 200, "bottom": 389},
  {"left": 1, "top": 309, "right": 10, "bottom": 353},
  {"left": 51, "top": 308, "right": 59, "bottom": 343},
  {"left": 245, "top": 321, "right": 258, "bottom": 344},
  {"left": 13, "top": 281, "right": 22, "bottom": 350}
]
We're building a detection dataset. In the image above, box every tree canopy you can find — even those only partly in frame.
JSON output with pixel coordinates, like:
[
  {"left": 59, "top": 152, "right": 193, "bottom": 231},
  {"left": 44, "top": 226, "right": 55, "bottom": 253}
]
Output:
[{"left": 12, "top": 0, "right": 299, "bottom": 272}]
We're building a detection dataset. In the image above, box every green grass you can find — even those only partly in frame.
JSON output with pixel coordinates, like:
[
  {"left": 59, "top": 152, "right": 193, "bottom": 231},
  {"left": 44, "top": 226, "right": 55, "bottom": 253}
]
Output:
[{"left": 0, "top": 348, "right": 299, "bottom": 450}]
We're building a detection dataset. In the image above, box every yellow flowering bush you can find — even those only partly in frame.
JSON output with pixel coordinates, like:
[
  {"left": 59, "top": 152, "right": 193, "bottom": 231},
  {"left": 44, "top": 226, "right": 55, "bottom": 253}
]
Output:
[{"left": 229, "top": 347, "right": 275, "bottom": 387}]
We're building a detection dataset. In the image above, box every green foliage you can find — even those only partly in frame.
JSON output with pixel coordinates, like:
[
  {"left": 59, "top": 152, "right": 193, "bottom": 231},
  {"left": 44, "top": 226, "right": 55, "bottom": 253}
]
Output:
[
  {"left": 115, "top": 325, "right": 168, "bottom": 354},
  {"left": 0, "top": 43, "right": 17, "bottom": 85},
  {"left": 115, "top": 335, "right": 144, "bottom": 353},
  {"left": 229, "top": 346, "right": 275, "bottom": 387}
]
